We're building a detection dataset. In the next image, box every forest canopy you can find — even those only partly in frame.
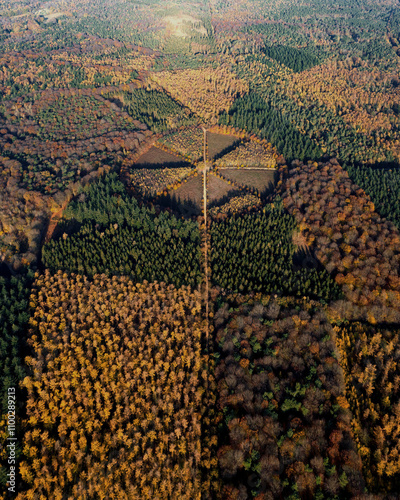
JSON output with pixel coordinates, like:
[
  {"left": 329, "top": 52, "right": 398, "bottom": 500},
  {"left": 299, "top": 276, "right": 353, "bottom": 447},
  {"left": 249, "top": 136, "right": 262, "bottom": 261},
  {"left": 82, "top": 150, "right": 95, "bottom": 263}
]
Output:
[{"left": 0, "top": 0, "right": 400, "bottom": 498}]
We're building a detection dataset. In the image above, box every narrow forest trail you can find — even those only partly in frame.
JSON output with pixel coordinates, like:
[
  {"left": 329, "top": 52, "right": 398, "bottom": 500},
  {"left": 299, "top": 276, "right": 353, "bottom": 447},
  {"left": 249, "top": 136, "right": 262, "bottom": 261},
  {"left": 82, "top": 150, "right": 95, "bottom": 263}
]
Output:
[
  {"left": 217, "top": 166, "right": 276, "bottom": 170},
  {"left": 201, "top": 129, "right": 214, "bottom": 500},
  {"left": 202, "top": 128, "right": 210, "bottom": 356}
]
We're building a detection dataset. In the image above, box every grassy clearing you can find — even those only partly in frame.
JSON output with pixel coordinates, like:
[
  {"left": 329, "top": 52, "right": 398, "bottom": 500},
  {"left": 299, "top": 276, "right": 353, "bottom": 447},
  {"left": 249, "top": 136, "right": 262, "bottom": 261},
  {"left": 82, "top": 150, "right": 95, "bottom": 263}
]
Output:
[
  {"left": 207, "top": 173, "right": 236, "bottom": 203},
  {"left": 207, "top": 132, "right": 239, "bottom": 160},
  {"left": 218, "top": 167, "right": 276, "bottom": 194},
  {"left": 134, "top": 146, "right": 190, "bottom": 168},
  {"left": 168, "top": 172, "right": 203, "bottom": 208}
]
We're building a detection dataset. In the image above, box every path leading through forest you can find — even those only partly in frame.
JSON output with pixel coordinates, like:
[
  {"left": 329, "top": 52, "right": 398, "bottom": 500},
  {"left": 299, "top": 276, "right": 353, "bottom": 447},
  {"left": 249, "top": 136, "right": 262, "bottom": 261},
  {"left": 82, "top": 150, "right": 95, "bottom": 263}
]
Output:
[
  {"left": 202, "top": 128, "right": 209, "bottom": 355},
  {"left": 217, "top": 166, "right": 276, "bottom": 170}
]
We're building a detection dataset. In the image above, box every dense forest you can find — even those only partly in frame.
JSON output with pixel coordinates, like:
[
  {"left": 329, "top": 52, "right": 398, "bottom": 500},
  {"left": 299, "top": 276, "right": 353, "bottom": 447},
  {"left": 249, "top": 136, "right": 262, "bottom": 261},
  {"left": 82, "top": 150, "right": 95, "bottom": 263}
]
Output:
[
  {"left": 1, "top": 0, "right": 400, "bottom": 497},
  {"left": 107, "top": 88, "right": 197, "bottom": 132},
  {"left": 0, "top": 273, "right": 32, "bottom": 490},
  {"left": 335, "top": 321, "right": 400, "bottom": 493},
  {"left": 261, "top": 45, "right": 321, "bottom": 72},
  {"left": 210, "top": 203, "right": 342, "bottom": 301},
  {"left": 42, "top": 173, "right": 202, "bottom": 287},
  {"left": 219, "top": 93, "right": 322, "bottom": 163},
  {"left": 345, "top": 163, "right": 400, "bottom": 230},
  {"left": 19, "top": 272, "right": 211, "bottom": 499},
  {"left": 280, "top": 159, "right": 400, "bottom": 322},
  {"left": 214, "top": 296, "right": 364, "bottom": 499}
]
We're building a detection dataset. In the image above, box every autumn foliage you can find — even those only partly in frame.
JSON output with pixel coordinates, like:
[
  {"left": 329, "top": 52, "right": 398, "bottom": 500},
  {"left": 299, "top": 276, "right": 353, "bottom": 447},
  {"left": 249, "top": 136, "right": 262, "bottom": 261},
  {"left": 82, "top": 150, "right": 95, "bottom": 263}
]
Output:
[
  {"left": 129, "top": 167, "right": 193, "bottom": 197},
  {"left": 335, "top": 321, "right": 400, "bottom": 493},
  {"left": 209, "top": 194, "right": 261, "bottom": 217},
  {"left": 152, "top": 66, "right": 249, "bottom": 122},
  {"left": 214, "top": 138, "right": 277, "bottom": 168},
  {"left": 280, "top": 158, "right": 400, "bottom": 322},
  {"left": 284, "top": 60, "right": 400, "bottom": 161},
  {"left": 19, "top": 271, "right": 208, "bottom": 499},
  {"left": 214, "top": 296, "right": 364, "bottom": 499}
]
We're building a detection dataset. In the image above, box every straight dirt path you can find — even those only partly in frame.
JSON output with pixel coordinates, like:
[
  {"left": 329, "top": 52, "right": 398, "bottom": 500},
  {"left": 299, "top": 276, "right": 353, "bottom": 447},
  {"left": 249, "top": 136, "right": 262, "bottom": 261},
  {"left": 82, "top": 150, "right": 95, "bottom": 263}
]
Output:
[
  {"left": 202, "top": 128, "right": 209, "bottom": 354},
  {"left": 216, "top": 166, "right": 276, "bottom": 170}
]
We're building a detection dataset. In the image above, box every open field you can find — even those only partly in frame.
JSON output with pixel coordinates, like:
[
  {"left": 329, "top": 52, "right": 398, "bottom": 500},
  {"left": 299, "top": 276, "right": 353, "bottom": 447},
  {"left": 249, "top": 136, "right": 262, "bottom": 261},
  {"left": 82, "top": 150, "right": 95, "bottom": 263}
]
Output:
[
  {"left": 207, "top": 132, "right": 239, "bottom": 160},
  {"left": 167, "top": 172, "right": 203, "bottom": 208},
  {"left": 134, "top": 146, "right": 190, "bottom": 168},
  {"left": 207, "top": 172, "right": 236, "bottom": 203},
  {"left": 218, "top": 167, "right": 276, "bottom": 193},
  {"left": 164, "top": 14, "right": 208, "bottom": 38}
]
